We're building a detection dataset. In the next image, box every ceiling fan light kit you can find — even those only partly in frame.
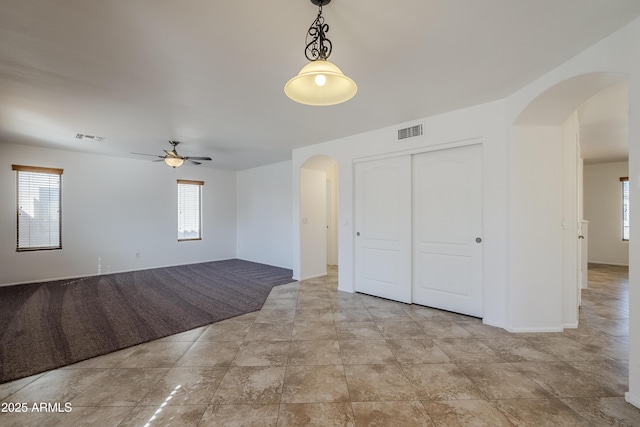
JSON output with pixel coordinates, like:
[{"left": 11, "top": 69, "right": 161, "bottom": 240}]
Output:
[
  {"left": 164, "top": 157, "right": 185, "bottom": 168},
  {"left": 132, "top": 140, "right": 212, "bottom": 168},
  {"left": 285, "top": 0, "right": 357, "bottom": 106}
]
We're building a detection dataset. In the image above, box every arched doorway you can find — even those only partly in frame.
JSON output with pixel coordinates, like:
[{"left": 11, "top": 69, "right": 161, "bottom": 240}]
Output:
[
  {"left": 510, "top": 72, "right": 628, "bottom": 330},
  {"left": 298, "top": 155, "right": 338, "bottom": 280}
]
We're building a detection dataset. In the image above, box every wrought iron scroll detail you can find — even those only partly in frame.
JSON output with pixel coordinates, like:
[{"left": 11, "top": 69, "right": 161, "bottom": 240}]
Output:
[{"left": 305, "top": 6, "right": 332, "bottom": 61}]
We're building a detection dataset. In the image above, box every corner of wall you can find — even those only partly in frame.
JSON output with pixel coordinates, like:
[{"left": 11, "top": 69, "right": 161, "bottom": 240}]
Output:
[{"left": 625, "top": 392, "right": 640, "bottom": 410}]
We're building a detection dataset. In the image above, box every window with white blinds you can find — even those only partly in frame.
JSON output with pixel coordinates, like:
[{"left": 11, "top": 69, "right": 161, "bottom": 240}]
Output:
[
  {"left": 621, "top": 177, "right": 629, "bottom": 241},
  {"left": 12, "top": 165, "right": 63, "bottom": 251},
  {"left": 177, "top": 180, "right": 203, "bottom": 241}
]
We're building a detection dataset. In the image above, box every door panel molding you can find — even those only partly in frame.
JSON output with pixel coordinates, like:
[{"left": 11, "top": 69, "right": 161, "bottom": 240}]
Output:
[
  {"left": 413, "top": 144, "right": 483, "bottom": 317},
  {"left": 354, "top": 156, "right": 412, "bottom": 303}
]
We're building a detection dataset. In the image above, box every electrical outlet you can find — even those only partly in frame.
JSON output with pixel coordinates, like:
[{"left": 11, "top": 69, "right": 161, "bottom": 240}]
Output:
[{"left": 135, "top": 252, "right": 140, "bottom": 259}]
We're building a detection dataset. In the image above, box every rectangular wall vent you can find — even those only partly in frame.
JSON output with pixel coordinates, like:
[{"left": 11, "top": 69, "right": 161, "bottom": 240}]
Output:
[
  {"left": 75, "top": 133, "right": 105, "bottom": 142},
  {"left": 397, "top": 124, "right": 423, "bottom": 140}
]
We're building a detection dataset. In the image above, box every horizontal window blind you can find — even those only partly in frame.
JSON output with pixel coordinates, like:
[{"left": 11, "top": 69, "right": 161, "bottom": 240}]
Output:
[
  {"left": 12, "top": 164, "right": 63, "bottom": 251},
  {"left": 177, "top": 180, "right": 203, "bottom": 241}
]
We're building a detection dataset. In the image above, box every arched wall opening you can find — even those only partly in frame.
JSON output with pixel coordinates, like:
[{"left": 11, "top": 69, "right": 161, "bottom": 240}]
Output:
[
  {"left": 298, "top": 154, "right": 339, "bottom": 281},
  {"left": 508, "top": 72, "right": 628, "bottom": 332}
]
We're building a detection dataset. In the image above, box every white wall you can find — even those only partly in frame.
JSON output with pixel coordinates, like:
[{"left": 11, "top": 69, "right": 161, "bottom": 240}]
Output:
[
  {"left": 584, "top": 161, "right": 629, "bottom": 265},
  {"left": 509, "top": 126, "right": 564, "bottom": 332},
  {"left": 236, "top": 160, "right": 293, "bottom": 269},
  {"left": 299, "top": 167, "right": 327, "bottom": 279},
  {"left": 628, "top": 69, "right": 640, "bottom": 409},
  {"left": 292, "top": 100, "right": 510, "bottom": 328},
  {"left": 326, "top": 164, "right": 339, "bottom": 266},
  {"left": 506, "top": 112, "right": 581, "bottom": 332},
  {"left": 562, "top": 112, "right": 580, "bottom": 328},
  {"left": 0, "top": 143, "right": 237, "bottom": 285}
]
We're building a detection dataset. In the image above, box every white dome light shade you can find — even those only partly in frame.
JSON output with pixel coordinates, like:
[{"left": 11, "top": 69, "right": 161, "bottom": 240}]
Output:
[
  {"left": 285, "top": 60, "right": 357, "bottom": 106},
  {"left": 164, "top": 157, "right": 184, "bottom": 168}
]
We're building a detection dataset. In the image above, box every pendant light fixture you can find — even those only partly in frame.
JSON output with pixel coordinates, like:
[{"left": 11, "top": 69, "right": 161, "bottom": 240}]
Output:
[{"left": 285, "top": 0, "right": 357, "bottom": 106}]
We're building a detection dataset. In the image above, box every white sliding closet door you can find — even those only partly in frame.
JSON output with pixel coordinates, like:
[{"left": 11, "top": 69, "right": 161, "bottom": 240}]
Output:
[
  {"left": 354, "top": 156, "right": 412, "bottom": 303},
  {"left": 412, "top": 144, "right": 483, "bottom": 317}
]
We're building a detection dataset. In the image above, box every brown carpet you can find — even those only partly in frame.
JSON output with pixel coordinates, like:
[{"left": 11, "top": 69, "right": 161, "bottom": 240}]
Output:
[{"left": 0, "top": 259, "right": 294, "bottom": 384}]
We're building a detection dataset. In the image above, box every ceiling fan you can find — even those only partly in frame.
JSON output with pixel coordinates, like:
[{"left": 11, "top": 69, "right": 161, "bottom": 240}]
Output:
[{"left": 132, "top": 141, "right": 212, "bottom": 168}]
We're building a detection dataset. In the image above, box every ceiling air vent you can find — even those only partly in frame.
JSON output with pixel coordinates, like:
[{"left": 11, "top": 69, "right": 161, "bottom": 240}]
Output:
[
  {"left": 75, "top": 133, "right": 105, "bottom": 142},
  {"left": 397, "top": 124, "right": 423, "bottom": 141}
]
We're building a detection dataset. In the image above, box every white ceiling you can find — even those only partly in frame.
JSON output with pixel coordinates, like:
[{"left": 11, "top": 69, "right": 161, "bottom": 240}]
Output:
[
  {"left": 579, "top": 81, "right": 629, "bottom": 164},
  {"left": 1, "top": 0, "right": 638, "bottom": 170}
]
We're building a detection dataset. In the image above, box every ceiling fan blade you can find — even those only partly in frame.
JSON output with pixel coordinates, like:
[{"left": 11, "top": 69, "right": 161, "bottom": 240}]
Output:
[
  {"left": 184, "top": 156, "right": 212, "bottom": 161},
  {"left": 188, "top": 160, "right": 202, "bottom": 165},
  {"left": 152, "top": 159, "right": 166, "bottom": 162},
  {"left": 131, "top": 152, "right": 164, "bottom": 158}
]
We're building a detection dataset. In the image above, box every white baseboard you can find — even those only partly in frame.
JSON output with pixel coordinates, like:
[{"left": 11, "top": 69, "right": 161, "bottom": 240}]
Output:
[
  {"left": 298, "top": 272, "right": 327, "bottom": 281},
  {"left": 506, "top": 326, "right": 564, "bottom": 333},
  {"left": 482, "top": 318, "right": 507, "bottom": 330},
  {"left": 589, "top": 261, "right": 629, "bottom": 267},
  {"left": 625, "top": 392, "right": 640, "bottom": 409},
  {"left": 1, "top": 257, "right": 288, "bottom": 287},
  {"left": 236, "top": 257, "right": 293, "bottom": 271},
  {"left": 475, "top": 320, "right": 565, "bottom": 334},
  {"left": 563, "top": 322, "right": 579, "bottom": 329}
]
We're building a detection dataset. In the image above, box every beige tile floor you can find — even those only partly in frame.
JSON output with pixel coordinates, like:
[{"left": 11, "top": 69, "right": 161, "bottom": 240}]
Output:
[{"left": 1, "top": 264, "right": 639, "bottom": 426}]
